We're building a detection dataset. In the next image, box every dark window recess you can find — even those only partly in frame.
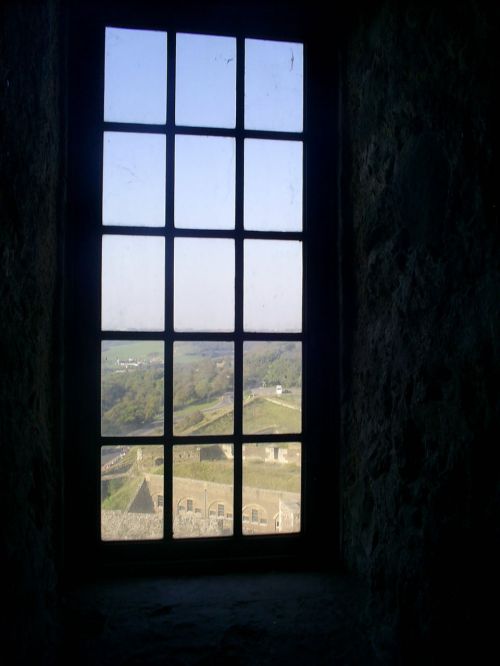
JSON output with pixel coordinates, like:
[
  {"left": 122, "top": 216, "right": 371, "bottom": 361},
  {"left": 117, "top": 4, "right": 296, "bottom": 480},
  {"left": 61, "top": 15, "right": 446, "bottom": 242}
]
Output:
[{"left": 66, "top": 1, "right": 340, "bottom": 571}]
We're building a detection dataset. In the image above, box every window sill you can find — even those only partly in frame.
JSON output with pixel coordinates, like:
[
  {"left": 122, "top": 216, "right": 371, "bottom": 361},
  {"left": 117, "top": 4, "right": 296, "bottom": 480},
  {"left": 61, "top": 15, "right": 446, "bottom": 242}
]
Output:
[{"left": 62, "top": 570, "right": 381, "bottom": 664}]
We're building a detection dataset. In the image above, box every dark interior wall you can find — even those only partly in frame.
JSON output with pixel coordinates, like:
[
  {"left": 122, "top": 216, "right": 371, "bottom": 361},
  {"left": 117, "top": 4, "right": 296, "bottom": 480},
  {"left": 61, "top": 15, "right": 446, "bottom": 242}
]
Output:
[
  {"left": 342, "top": 1, "right": 499, "bottom": 662},
  {"left": 1, "top": 0, "right": 498, "bottom": 663},
  {"left": 0, "top": 1, "right": 62, "bottom": 663}
]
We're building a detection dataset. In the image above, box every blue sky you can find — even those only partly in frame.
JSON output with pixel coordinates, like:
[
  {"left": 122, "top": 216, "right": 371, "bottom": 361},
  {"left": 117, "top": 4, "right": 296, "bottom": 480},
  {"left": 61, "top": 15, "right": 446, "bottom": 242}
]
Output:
[{"left": 102, "top": 28, "right": 303, "bottom": 333}]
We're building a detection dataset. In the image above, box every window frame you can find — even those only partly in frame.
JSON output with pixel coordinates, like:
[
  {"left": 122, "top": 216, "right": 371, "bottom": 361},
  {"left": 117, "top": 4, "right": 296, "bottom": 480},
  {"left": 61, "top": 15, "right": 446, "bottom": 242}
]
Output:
[{"left": 65, "top": 0, "right": 340, "bottom": 575}]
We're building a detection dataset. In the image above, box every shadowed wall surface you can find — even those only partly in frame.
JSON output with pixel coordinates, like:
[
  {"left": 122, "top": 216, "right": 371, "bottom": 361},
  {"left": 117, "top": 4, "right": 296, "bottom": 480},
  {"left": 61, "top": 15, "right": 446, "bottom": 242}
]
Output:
[
  {"left": 342, "top": 1, "right": 499, "bottom": 662},
  {"left": 0, "top": 1, "right": 62, "bottom": 663}
]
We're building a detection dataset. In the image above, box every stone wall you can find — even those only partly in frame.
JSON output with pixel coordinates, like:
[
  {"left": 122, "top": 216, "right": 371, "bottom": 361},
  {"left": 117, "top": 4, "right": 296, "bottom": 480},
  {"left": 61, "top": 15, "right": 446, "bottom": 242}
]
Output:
[
  {"left": 341, "top": 1, "right": 499, "bottom": 662},
  {"left": 0, "top": 1, "right": 62, "bottom": 663}
]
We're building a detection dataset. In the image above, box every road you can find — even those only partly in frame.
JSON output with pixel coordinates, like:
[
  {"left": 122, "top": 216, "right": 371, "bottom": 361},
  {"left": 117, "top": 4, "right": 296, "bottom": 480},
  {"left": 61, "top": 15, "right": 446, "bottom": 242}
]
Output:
[
  {"left": 101, "top": 447, "right": 127, "bottom": 466},
  {"left": 120, "top": 387, "right": 301, "bottom": 436},
  {"left": 201, "top": 392, "right": 234, "bottom": 414},
  {"left": 126, "top": 420, "right": 164, "bottom": 436}
]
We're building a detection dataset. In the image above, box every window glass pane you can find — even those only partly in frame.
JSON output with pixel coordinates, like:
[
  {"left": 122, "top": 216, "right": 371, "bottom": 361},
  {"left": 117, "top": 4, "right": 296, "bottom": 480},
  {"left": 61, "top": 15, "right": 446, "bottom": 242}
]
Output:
[
  {"left": 173, "top": 444, "right": 234, "bottom": 538},
  {"left": 102, "top": 235, "right": 165, "bottom": 331},
  {"left": 176, "top": 33, "right": 236, "bottom": 128},
  {"left": 103, "top": 132, "right": 166, "bottom": 227},
  {"left": 101, "top": 445, "right": 164, "bottom": 541},
  {"left": 243, "top": 342, "right": 301, "bottom": 434},
  {"left": 104, "top": 27, "right": 167, "bottom": 124},
  {"left": 175, "top": 135, "right": 235, "bottom": 230},
  {"left": 244, "top": 240, "right": 302, "bottom": 332},
  {"left": 101, "top": 341, "right": 164, "bottom": 436},
  {"left": 174, "top": 342, "right": 234, "bottom": 436},
  {"left": 243, "top": 443, "right": 301, "bottom": 535},
  {"left": 174, "top": 238, "right": 234, "bottom": 332},
  {"left": 244, "top": 139, "right": 302, "bottom": 231},
  {"left": 245, "top": 39, "right": 303, "bottom": 132}
]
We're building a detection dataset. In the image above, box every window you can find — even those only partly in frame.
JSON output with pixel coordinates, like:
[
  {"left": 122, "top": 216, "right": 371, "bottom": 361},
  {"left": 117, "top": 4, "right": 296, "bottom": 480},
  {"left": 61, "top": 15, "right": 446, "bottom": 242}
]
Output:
[
  {"left": 98, "top": 24, "right": 304, "bottom": 545},
  {"left": 66, "top": 2, "right": 339, "bottom": 571}
]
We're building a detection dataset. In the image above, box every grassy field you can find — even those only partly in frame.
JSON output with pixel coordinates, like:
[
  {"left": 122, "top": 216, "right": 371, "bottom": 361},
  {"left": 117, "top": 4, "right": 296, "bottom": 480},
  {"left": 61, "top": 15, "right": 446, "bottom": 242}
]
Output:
[
  {"left": 102, "top": 390, "right": 300, "bottom": 438},
  {"left": 173, "top": 458, "right": 300, "bottom": 493},
  {"left": 102, "top": 341, "right": 233, "bottom": 367},
  {"left": 174, "top": 460, "right": 233, "bottom": 484},
  {"left": 243, "top": 397, "right": 301, "bottom": 434},
  {"left": 101, "top": 341, "right": 164, "bottom": 368},
  {"left": 174, "top": 341, "right": 232, "bottom": 364},
  {"left": 173, "top": 398, "right": 227, "bottom": 434},
  {"left": 101, "top": 475, "right": 142, "bottom": 510},
  {"left": 174, "top": 398, "right": 220, "bottom": 417},
  {"left": 178, "top": 395, "right": 302, "bottom": 436},
  {"left": 270, "top": 392, "right": 302, "bottom": 409},
  {"left": 185, "top": 408, "right": 234, "bottom": 436},
  {"left": 244, "top": 461, "right": 300, "bottom": 493},
  {"left": 102, "top": 394, "right": 300, "bottom": 438}
]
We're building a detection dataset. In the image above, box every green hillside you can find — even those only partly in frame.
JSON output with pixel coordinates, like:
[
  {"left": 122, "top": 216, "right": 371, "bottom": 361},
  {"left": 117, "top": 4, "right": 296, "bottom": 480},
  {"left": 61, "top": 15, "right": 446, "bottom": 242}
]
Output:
[{"left": 243, "top": 397, "right": 301, "bottom": 434}]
